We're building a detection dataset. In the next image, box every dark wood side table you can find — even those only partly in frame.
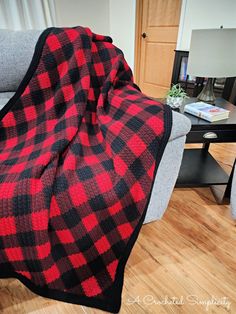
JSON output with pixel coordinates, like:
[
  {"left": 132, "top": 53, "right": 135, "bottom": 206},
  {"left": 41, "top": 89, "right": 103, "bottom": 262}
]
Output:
[{"left": 175, "top": 97, "right": 236, "bottom": 204}]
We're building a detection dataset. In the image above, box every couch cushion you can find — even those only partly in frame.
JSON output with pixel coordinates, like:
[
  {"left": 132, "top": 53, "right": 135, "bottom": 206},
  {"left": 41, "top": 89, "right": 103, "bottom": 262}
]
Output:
[{"left": 0, "top": 29, "right": 41, "bottom": 92}]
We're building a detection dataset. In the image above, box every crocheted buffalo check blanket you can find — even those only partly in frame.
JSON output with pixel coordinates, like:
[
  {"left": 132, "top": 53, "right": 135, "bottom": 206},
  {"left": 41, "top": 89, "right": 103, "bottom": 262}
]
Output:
[{"left": 0, "top": 26, "right": 171, "bottom": 312}]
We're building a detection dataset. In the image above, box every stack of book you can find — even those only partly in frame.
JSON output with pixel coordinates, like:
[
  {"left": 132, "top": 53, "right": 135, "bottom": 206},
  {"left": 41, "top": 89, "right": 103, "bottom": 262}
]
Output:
[{"left": 184, "top": 102, "right": 230, "bottom": 122}]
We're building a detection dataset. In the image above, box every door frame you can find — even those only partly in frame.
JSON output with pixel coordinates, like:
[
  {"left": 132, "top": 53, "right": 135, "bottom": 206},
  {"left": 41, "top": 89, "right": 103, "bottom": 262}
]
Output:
[{"left": 134, "top": 0, "right": 143, "bottom": 84}]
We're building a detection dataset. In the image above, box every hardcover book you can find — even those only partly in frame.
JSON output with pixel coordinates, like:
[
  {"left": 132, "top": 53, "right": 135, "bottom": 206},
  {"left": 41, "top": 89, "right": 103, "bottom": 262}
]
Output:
[{"left": 184, "top": 102, "right": 230, "bottom": 122}]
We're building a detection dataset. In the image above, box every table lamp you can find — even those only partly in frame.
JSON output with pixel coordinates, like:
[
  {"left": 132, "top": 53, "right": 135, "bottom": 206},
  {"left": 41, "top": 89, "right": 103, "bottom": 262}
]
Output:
[{"left": 187, "top": 28, "right": 236, "bottom": 103}]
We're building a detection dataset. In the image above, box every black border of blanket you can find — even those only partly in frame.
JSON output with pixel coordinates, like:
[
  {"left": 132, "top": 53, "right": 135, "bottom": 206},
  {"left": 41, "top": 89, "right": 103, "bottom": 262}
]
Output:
[{"left": 0, "top": 27, "right": 172, "bottom": 313}]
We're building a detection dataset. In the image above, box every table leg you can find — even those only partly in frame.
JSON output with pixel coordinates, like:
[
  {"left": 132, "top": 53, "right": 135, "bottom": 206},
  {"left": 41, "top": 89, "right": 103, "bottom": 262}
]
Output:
[
  {"left": 202, "top": 142, "right": 210, "bottom": 152},
  {"left": 210, "top": 159, "right": 235, "bottom": 204}
]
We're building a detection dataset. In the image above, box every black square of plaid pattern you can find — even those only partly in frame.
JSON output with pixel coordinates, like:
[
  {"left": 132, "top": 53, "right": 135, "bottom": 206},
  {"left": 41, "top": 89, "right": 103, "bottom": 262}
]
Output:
[
  {"left": 16, "top": 121, "right": 28, "bottom": 136},
  {"left": 18, "top": 231, "right": 36, "bottom": 247},
  {"left": 13, "top": 195, "right": 32, "bottom": 216},
  {"left": 19, "top": 168, "right": 32, "bottom": 179},
  {"left": 126, "top": 116, "right": 144, "bottom": 132},
  {"left": 51, "top": 243, "right": 68, "bottom": 262},
  {"left": 76, "top": 166, "right": 93, "bottom": 181},
  {"left": 75, "top": 233, "right": 94, "bottom": 252},
  {"left": 89, "top": 195, "right": 107, "bottom": 212},
  {"left": 25, "top": 258, "right": 43, "bottom": 272},
  {"left": 129, "top": 159, "right": 146, "bottom": 180},
  {"left": 62, "top": 208, "right": 81, "bottom": 229},
  {"left": 61, "top": 268, "right": 79, "bottom": 289}
]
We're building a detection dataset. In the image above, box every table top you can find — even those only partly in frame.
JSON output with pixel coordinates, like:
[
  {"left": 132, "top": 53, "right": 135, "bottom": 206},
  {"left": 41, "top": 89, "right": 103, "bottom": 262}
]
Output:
[{"left": 159, "top": 97, "right": 236, "bottom": 131}]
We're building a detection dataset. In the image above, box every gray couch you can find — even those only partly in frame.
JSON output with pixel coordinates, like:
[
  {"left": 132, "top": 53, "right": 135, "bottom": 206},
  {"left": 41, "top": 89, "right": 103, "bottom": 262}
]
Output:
[{"left": 0, "top": 29, "right": 191, "bottom": 224}]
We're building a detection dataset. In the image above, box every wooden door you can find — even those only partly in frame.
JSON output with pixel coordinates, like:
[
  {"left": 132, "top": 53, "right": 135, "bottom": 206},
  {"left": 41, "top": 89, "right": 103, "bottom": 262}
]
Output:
[{"left": 135, "top": 0, "right": 182, "bottom": 98}]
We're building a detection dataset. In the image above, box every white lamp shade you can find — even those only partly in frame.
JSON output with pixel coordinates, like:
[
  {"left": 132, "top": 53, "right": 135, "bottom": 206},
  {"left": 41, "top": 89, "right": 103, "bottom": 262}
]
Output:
[{"left": 187, "top": 29, "right": 236, "bottom": 78}]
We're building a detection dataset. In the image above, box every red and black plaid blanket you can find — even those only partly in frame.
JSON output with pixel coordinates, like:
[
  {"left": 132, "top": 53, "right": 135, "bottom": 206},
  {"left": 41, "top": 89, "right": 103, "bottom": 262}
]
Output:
[{"left": 0, "top": 27, "right": 171, "bottom": 312}]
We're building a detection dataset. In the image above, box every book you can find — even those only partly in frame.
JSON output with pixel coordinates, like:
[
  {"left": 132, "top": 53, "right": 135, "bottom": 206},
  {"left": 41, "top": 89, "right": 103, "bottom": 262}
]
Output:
[{"left": 184, "top": 102, "right": 230, "bottom": 122}]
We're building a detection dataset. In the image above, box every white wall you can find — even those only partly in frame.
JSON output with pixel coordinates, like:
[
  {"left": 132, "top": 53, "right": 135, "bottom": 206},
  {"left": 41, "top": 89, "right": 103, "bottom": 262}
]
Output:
[
  {"left": 177, "top": 0, "right": 236, "bottom": 50},
  {"left": 109, "top": 0, "right": 136, "bottom": 70},
  {"left": 54, "top": 0, "right": 110, "bottom": 35},
  {"left": 55, "top": 0, "right": 236, "bottom": 69},
  {"left": 54, "top": 0, "right": 136, "bottom": 71}
]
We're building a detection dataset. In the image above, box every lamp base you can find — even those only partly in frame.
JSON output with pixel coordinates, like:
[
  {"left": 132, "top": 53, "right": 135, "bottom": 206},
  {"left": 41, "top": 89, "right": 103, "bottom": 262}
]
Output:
[{"left": 197, "top": 78, "right": 216, "bottom": 103}]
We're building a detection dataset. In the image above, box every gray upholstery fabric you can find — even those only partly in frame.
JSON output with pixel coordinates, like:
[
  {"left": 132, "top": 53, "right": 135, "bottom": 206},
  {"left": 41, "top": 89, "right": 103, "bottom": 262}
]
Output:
[
  {"left": 0, "top": 92, "right": 14, "bottom": 110},
  {"left": 144, "top": 135, "right": 186, "bottom": 223},
  {"left": 170, "top": 111, "right": 191, "bottom": 141},
  {"left": 0, "top": 98, "right": 9, "bottom": 110},
  {"left": 0, "top": 91, "right": 15, "bottom": 99},
  {"left": 231, "top": 167, "right": 236, "bottom": 219},
  {"left": 0, "top": 29, "right": 41, "bottom": 92},
  {"left": 144, "top": 109, "right": 191, "bottom": 223}
]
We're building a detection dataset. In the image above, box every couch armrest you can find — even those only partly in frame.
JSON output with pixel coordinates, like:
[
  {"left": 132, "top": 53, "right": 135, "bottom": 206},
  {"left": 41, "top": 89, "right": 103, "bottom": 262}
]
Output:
[
  {"left": 0, "top": 29, "right": 41, "bottom": 92},
  {"left": 169, "top": 110, "right": 191, "bottom": 141}
]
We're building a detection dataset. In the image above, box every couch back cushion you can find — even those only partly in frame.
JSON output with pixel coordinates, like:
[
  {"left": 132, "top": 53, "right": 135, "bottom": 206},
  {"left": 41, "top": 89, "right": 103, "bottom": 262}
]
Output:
[{"left": 0, "top": 29, "right": 42, "bottom": 92}]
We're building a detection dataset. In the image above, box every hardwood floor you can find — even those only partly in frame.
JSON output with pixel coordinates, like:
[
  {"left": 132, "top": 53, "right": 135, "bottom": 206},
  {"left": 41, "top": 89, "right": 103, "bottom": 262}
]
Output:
[{"left": 0, "top": 143, "right": 235, "bottom": 314}]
